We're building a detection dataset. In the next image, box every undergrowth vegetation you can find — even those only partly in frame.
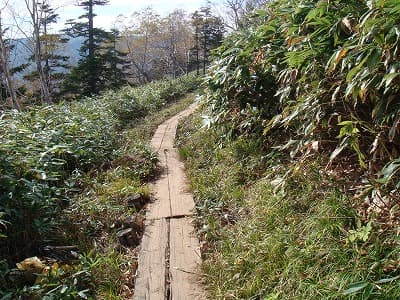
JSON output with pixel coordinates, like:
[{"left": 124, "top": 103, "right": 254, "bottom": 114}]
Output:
[
  {"left": 205, "top": 0, "right": 400, "bottom": 203},
  {"left": 0, "top": 73, "right": 198, "bottom": 299},
  {"left": 177, "top": 0, "right": 400, "bottom": 298},
  {"left": 178, "top": 113, "right": 400, "bottom": 299}
]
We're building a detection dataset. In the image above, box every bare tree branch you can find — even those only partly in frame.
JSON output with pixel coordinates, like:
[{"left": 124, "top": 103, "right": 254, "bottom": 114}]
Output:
[{"left": 0, "top": 7, "right": 21, "bottom": 110}]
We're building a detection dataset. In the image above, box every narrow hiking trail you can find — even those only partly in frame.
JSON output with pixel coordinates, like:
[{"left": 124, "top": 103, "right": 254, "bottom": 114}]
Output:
[{"left": 134, "top": 104, "right": 205, "bottom": 300}]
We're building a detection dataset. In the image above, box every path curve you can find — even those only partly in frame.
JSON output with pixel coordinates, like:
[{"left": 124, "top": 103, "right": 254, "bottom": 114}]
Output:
[{"left": 134, "top": 104, "right": 205, "bottom": 300}]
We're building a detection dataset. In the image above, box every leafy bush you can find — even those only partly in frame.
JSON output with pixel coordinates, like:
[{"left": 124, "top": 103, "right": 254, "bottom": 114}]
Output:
[
  {"left": 199, "top": 0, "right": 400, "bottom": 297},
  {"left": 0, "top": 74, "right": 198, "bottom": 264},
  {"left": 204, "top": 0, "right": 400, "bottom": 203},
  {"left": 109, "top": 72, "right": 200, "bottom": 125},
  {"left": 0, "top": 101, "right": 118, "bottom": 261}
]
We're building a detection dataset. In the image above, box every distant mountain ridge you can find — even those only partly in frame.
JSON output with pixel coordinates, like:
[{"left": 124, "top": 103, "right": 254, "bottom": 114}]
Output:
[{"left": 9, "top": 36, "right": 84, "bottom": 79}]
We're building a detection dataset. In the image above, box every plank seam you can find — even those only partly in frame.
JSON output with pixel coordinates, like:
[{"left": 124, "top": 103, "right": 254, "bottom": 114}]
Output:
[
  {"left": 147, "top": 214, "right": 194, "bottom": 221},
  {"left": 165, "top": 218, "right": 171, "bottom": 300},
  {"left": 164, "top": 149, "right": 173, "bottom": 217},
  {"left": 156, "top": 120, "right": 171, "bottom": 152}
]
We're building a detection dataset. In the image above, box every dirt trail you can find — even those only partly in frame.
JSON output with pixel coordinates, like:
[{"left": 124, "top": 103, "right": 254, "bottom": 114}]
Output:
[{"left": 134, "top": 104, "right": 205, "bottom": 300}]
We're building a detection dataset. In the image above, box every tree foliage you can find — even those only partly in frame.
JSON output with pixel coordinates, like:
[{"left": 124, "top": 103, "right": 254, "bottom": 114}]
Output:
[
  {"left": 24, "top": 2, "right": 69, "bottom": 101},
  {"left": 0, "top": 14, "right": 22, "bottom": 111},
  {"left": 191, "top": 6, "right": 225, "bottom": 75},
  {"left": 119, "top": 8, "right": 197, "bottom": 84},
  {"left": 222, "top": 0, "right": 269, "bottom": 30},
  {"left": 63, "top": 0, "right": 130, "bottom": 96}
]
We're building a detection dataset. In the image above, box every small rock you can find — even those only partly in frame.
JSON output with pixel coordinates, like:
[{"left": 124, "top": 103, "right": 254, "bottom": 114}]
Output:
[
  {"left": 16, "top": 256, "right": 45, "bottom": 273},
  {"left": 127, "top": 194, "right": 147, "bottom": 211},
  {"left": 122, "top": 216, "right": 142, "bottom": 231},
  {"left": 117, "top": 228, "right": 140, "bottom": 247}
]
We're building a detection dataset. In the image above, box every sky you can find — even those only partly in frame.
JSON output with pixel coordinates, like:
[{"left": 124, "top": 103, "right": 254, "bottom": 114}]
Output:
[
  {"left": 2, "top": 0, "right": 225, "bottom": 35},
  {"left": 90, "top": 0, "right": 221, "bottom": 30}
]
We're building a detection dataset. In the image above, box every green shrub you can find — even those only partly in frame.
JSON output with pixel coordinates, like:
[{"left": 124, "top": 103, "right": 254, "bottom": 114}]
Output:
[
  {"left": 204, "top": 0, "right": 400, "bottom": 203},
  {"left": 0, "top": 100, "right": 118, "bottom": 261},
  {"left": 0, "top": 74, "right": 198, "bottom": 264},
  {"left": 199, "top": 0, "right": 400, "bottom": 297},
  {"left": 178, "top": 111, "right": 400, "bottom": 299},
  {"left": 109, "top": 72, "right": 200, "bottom": 125}
]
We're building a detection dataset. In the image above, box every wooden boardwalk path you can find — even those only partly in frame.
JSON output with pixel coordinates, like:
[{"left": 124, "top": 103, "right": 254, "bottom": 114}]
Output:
[{"left": 134, "top": 104, "right": 205, "bottom": 300}]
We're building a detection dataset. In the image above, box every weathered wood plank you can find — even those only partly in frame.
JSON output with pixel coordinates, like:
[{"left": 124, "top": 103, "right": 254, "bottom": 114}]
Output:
[
  {"left": 134, "top": 103, "right": 204, "bottom": 299},
  {"left": 168, "top": 151, "right": 196, "bottom": 217},
  {"left": 151, "top": 123, "right": 168, "bottom": 151},
  {"left": 146, "top": 172, "right": 172, "bottom": 220},
  {"left": 169, "top": 217, "right": 204, "bottom": 300},
  {"left": 133, "top": 218, "right": 168, "bottom": 300},
  {"left": 147, "top": 140, "right": 172, "bottom": 220}
]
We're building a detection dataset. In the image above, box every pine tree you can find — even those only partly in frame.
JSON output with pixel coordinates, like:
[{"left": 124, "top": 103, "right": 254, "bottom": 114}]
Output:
[
  {"left": 102, "top": 29, "right": 130, "bottom": 90},
  {"left": 191, "top": 7, "right": 224, "bottom": 74},
  {"left": 40, "top": 3, "right": 69, "bottom": 96},
  {"left": 63, "top": 0, "right": 108, "bottom": 96},
  {"left": 63, "top": 0, "right": 129, "bottom": 96}
]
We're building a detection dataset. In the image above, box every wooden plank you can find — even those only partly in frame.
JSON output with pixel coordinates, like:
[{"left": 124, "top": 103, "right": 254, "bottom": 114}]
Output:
[
  {"left": 146, "top": 149, "right": 172, "bottom": 220},
  {"left": 160, "top": 128, "right": 176, "bottom": 150},
  {"left": 155, "top": 103, "right": 197, "bottom": 151},
  {"left": 151, "top": 123, "right": 168, "bottom": 151},
  {"left": 147, "top": 173, "right": 172, "bottom": 220},
  {"left": 148, "top": 133, "right": 172, "bottom": 220},
  {"left": 133, "top": 218, "right": 168, "bottom": 300},
  {"left": 147, "top": 151, "right": 195, "bottom": 219},
  {"left": 168, "top": 151, "right": 196, "bottom": 217},
  {"left": 134, "top": 103, "right": 205, "bottom": 299},
  {"left": 169, "top": 218, "right": 205, "bottom": 300}
]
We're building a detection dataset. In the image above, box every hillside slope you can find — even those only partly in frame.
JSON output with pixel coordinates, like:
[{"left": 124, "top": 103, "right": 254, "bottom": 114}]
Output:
[
  {"left": 0, "top": 74, "right": 199, "bottom": 299},
  {"left": 177, "top": 0, "right": 400, "bottom": 298}
]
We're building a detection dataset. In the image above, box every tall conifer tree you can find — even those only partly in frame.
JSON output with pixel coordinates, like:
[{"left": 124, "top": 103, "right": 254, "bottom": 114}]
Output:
[
  {"left": 102, "top": 28, "right": 130, "bottom": 90},
  {"left": 63, "top": 0, "right": 130, "bottom": 96},
  {"left": 191, "top": 7, "right": 224, "bottom": 74},
  {"left": 63, "top": 0, "right": 107, "bottom": 96}
]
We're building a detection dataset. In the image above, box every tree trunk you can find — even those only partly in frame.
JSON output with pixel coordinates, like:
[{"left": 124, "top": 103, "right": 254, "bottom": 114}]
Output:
[
  {"left": 142, "top": 26, "right": 149, "bottom": 83},
  {"left": 88, "top": 0, "right": 94, "bottom": 59},
  {"left": 28, "top": 0, "right": 52, "bottom": 104},
  {"left": 195, "top": 25, "right": 200, "bottom": 75},
  {"left": 170, "top": 24, "right": 177, "bottom": 78},
  {"left": 124, "top": 39, "right": 150, "bottom": 83},
  {"left": 203, "top": 25, "right": 207, "bottom": 75},
  {"left": 43, "top": 21, "right": 50, "bottom": 91},
  {"left": 0, "top": 12, "right": 21, "bottom": 111},
  {"left": 87, "top": 0, "right": 96, "bottom": 91}
]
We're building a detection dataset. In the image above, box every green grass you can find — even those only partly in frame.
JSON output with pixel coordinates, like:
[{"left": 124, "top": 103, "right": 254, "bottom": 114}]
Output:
[{"left": 176, "top": 111, "right": 400, "bottom": 300}]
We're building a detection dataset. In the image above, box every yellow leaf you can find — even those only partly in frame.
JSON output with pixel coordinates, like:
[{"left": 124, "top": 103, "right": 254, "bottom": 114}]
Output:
[
  {"left": 51, "top": 262, "right": 60, "bottom": 275},
  {"left": 336, "top": 48, "right": 348, "bottom": 65}
]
